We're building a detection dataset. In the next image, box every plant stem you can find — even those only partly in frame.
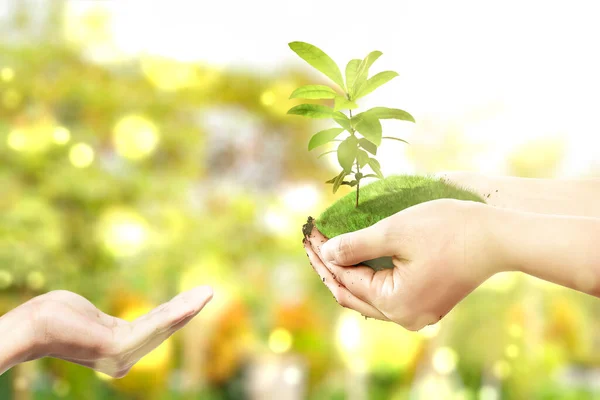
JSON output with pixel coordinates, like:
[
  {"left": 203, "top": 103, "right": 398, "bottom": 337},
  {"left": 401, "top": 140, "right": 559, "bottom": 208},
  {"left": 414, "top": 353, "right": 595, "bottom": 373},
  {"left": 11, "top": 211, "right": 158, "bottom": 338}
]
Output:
[
  {"left": 355, "top": 161, "right": 360, "bottom": 208},
  {"left": 348, "top": 109, "right": 360, "bottom": 208}
]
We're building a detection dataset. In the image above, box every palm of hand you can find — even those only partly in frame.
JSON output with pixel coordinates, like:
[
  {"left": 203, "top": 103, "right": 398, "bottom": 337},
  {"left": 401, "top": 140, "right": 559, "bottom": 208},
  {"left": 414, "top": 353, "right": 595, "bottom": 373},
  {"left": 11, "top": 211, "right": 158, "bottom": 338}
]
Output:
[{"left": 25, "top": 287, "right": 212, "bottom": 378}]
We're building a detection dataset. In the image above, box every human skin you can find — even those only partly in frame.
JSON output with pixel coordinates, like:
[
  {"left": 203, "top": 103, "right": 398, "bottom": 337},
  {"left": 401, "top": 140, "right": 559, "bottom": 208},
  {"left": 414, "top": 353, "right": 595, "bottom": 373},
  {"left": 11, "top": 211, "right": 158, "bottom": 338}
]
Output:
[
  {"left": 303, "top": 173, "right": 600, "bottom": 330},
  {"left": 437, "top": 171, "right": 600, "bottom": 218},
  {"left": 0, "top": 286, "right": 213, "bottom": 377}
]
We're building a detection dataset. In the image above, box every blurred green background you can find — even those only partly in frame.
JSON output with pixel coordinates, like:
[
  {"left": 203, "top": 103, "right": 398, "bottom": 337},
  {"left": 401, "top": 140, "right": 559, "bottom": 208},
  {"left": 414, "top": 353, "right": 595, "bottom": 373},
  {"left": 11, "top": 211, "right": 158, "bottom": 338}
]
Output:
[{"left": 1, "top": 1, "right": 600, "bottom": 399}]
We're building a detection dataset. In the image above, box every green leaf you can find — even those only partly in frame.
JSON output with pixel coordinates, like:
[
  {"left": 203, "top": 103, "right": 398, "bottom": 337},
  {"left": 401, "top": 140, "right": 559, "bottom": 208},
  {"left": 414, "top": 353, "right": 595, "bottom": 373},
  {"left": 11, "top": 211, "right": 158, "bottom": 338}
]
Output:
[
  {"left": 354, "top": 71, "right": 399, "bottom": 99},
  {"left": 357, "top": 150, "right": 369, "bottom": 168},
  {"left": 342, "top": 180, "right": 358, "bottom": 187},
  {"left": 358, "top": 138, "right": 377, "bottom": 155},
  {"left": 363, "top": 173, "right": 380, "bottom": 179},
  {"left": 317, "top": 150, "right": 336, "bottom": 159},
  {"left": 352, "top": 51, "right": 383, "bottom": 96},
  {"left": 308, "top": 127, "right": 345, "bottom": 151},
  {"left": 289, "top": 85, "right": 338, "bottom": 100},
  {"left": 287, "top": 104, "right": 334, "bottom": 118},
  {"left": 333, "top": 112, "right": 352, "bottom": 131},
  {"left": 353, "top": 115, "right": 382, "bottom": 146},
  {"left": 364, "top": 107, "right": 415, "bottom": 122},
  {"left": 368, "top": 158, "right": 384, "bottom": 179},
  {"left": 383, "top": 136, "right": 409, "bottom": 144},
  {"left": 325, "top": 175, "right": 338, "bottom": 184},
  {"left": 333, "top": 96, "right": 358, "bottom": 112},
  {"left": 332, "top": 170, "right": 347, "bottom": 194},
  {"left": 337, "top": 136, "right": 358, "bottom": 172},
  {"left": 288, "top": 42, "right": 345, "bottom": 89},
  {"left": 345, "top": 59, "right": 361, "bottom": 97}
]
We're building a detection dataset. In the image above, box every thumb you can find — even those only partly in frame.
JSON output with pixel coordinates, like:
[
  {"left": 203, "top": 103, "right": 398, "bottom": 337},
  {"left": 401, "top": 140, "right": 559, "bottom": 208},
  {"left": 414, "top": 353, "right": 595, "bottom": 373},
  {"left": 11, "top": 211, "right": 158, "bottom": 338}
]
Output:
[{"left": 321, "top": 222, "right": 395, "bottom": 266}]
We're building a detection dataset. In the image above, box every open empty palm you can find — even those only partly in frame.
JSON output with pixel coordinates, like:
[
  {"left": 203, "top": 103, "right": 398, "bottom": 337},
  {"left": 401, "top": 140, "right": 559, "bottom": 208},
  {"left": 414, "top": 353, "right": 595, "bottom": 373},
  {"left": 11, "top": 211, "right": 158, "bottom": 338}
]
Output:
[{"left": 26, "top": 286, "right": 213, "bottom": 378}]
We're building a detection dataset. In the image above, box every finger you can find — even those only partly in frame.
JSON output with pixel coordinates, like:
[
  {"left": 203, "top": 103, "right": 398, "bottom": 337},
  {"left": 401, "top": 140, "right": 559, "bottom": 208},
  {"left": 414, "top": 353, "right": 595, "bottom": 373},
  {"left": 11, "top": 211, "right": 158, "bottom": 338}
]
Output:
[
  {"left": 170, "top": 313, "right": 197, "bottom": 331},
  {"left": 130, "top": 286, "right": 213, "bottom": 338},
  {"left": 306, "top": 226, "right": 388, "bottom": 302},
  {"left": 304, "top": 240, "right": 389, "bottom": 321},
  {"left": 314, "top": 222, "right": 397, "bottom": 267}
]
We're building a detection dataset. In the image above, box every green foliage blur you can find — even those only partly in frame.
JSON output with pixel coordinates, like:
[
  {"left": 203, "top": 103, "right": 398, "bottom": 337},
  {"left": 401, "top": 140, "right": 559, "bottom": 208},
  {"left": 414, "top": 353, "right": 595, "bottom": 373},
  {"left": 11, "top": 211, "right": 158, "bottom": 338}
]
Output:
[{"left": 1, "top": 2, "right": 600, "bottom": 400}]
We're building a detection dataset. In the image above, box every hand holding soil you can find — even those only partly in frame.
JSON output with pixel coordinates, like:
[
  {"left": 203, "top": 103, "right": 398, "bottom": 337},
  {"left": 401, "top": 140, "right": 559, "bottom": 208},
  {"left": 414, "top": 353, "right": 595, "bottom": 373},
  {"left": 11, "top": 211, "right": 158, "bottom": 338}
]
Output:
[
  {"left": 304, "top": 199, "right": 497, "bottom": 331},
  {"left": 304, "top": 175, "right": 600, "bottom": 330}
]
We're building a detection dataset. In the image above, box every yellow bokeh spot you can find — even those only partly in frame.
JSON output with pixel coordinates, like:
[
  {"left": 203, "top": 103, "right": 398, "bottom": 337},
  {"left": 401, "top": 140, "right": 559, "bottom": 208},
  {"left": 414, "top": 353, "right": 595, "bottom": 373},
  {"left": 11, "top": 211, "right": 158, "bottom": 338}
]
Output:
[
  {"left": 0, "top": 269, "right": 13, "bottom": 289},
  {"left": 2, "top": 89, "right": 22, "bottom": 109},
  {"left": 140, "top": 57, "right": 197, "bottom": 92},
  {"left": 260, "top": 90, "right": 276, "bottom": 106},
  {"left": 113, "top": 115, "right": 159, "bottom": 160},
  {"left": 1, "top": 67, "right": 14, "bottom": 82},
  {"left": 432, "top": 346, "right": 458, "bottom": 375},
  {"left": 63, "top": 5, "right": 112, "bottom": 47},
  {"left": 508, "top": 323, "right": 523, "bottom": 338},
  {"left": 118, "top": 305, "right": 172, "bottom": 371},
  {"left": 419, "top": 323, "right": 441, "bottom": 339},
  {"left": 269, "top": 328, "right": 292, "bottom": 354},
  {"left": 97, "top": 208, "right": 149, "bottom": 258},
  {"left": 492, "top": 360, "right": 511, "bottom": 380},
  {"left": 179, "top": 252, "right": 233, "bottom": 292},
  {"left": 505, "top": 344, "right": 519, "bottom": 359},
  {"left": 337, "top": 312, "right": 362, "bottom": 356},
  {"left": 26, "top": 271, "right": 46, "bottom": 291},
  {"left": 481, "top": 271, "right": 518, "bottom": 292},
  {"left": 5, "top": 114, "right": 57, "bottom": 153},
  {"left": 69, "top": 143, "right": 94, "bottom": 168},
  {"left": 7, "top": 130, "right": 26, "bottom": 151},
  {"left": 53, "top": 126, "right": 71, "bottom": 145},
  {"left": 179, "top": 253, "right": 235, "bottom": 322},
  {"left": 508, "top": 137, "right": 565, "bottom": 178},
  {"left": 95, "top": 371, "right": 113, "bottom": 381},
  {"left": 364, "top": 319, "right": 423, "bottom": 372},
  {"left": 136, "top": 339, "right": 172, "bottom": 371},
  {"left": 262, "top": 81, "right": 298, "bottom": 115}
]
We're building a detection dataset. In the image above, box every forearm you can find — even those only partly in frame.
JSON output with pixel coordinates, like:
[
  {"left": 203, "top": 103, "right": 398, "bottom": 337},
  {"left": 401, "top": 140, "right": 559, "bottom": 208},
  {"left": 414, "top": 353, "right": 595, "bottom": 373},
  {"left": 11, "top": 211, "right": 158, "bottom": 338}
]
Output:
[
  {"left": 489, "top": 206, "right": 600, "bottom": 296},
  {"left": 0, "top": 307, "right": 36, "bottom": 375},
  {"left": 444, "top": 172, "right": 600, "bottom": 218}
]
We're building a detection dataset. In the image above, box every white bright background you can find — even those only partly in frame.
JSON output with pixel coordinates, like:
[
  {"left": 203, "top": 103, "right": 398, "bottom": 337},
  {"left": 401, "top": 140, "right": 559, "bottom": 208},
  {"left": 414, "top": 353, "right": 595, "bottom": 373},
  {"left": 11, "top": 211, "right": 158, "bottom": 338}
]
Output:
[
  {"left": 3, "top": 0, "right": 600, "bottom": 177},
  {"left": 93, "top": 0, "right": 600, "bottom": 178}
]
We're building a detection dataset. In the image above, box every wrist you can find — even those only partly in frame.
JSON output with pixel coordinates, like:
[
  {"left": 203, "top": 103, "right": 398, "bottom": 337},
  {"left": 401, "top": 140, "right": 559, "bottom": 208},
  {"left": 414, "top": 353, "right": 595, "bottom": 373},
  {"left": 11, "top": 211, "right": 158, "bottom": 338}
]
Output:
[
  {"left": 491, "top": 209, "right": 600, "bottom": 295},
  {"left": 479, "top": 203, "right": 520, "bottom": 275},
  {"left": 0, "top": 305, "right": 38, "bottom": 374}
]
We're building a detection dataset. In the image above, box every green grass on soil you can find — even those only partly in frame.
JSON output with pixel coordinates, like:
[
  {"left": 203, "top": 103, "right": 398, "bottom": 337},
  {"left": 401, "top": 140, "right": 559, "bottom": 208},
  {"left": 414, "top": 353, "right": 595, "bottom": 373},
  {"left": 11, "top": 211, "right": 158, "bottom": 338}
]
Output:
[{"left": 315, "top": 175, "right": 485, "bottom": 239}]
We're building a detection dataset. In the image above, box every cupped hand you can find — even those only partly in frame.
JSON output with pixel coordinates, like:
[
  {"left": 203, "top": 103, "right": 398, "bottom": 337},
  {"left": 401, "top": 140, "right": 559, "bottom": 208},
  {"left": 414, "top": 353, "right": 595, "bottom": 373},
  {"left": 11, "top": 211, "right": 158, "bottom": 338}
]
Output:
[
  {"left": 22, "top": 286, "right": 213, "bottom": 378},
  {"left": 303, "top": 199, "right": 504, "bottom": 331}
]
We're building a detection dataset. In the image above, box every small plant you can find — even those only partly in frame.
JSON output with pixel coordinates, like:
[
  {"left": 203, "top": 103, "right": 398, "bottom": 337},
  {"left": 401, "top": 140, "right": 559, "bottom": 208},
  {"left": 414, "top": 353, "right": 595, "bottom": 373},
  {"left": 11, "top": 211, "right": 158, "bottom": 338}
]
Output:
[{"left": 287, "top": 41, "right": 415, "bottom": 207}]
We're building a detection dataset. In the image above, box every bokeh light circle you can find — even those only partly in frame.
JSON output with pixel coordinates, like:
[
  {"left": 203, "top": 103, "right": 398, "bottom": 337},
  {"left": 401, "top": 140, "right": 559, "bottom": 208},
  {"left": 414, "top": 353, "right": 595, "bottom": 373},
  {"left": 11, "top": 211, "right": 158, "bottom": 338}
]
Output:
[{"left": 113, "top": 115, "right": 159, "bottom": 160}]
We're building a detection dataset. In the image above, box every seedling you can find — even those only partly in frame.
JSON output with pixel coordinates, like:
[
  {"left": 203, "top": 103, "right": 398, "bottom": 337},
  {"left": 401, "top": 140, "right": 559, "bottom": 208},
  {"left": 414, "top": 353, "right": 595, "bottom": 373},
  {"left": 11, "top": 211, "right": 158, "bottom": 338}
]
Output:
[
  {"left": 289, "top": 41, "right": 485, "bottom": 270},
  {"left": 287, "top": 41, "right": 415, "bottom": 207}
]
